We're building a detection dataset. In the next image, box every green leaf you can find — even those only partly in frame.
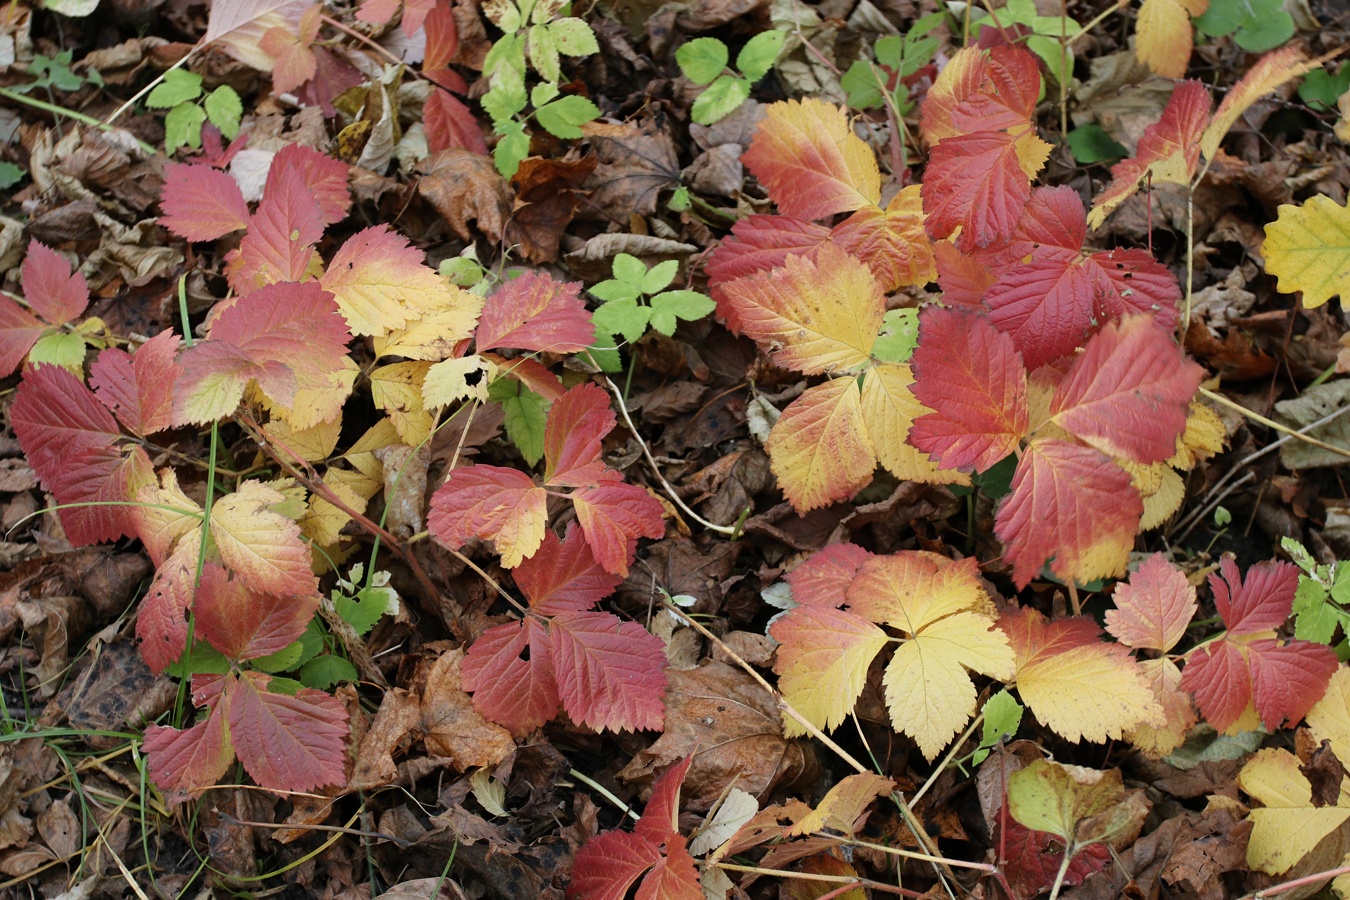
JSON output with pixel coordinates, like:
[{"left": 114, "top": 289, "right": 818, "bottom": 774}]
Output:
[
  {"left": 534, "top": 94, "right": 600, "bottom": 138},
  {"left": 612, "top": 252, "right": 649, "bottom": 288},
  {"left": 871, "top": 308, "right": 919, "bottom": 363},
  {"left": 165, "top": 642, "right": 231, "bottom": 678},
  {"left": 668, "top": 185, "right": 691, "bottom": 211},
  {"left": 485, "top": 0, "right": 523, "bottom": 33},
  {"left": 640, "top": 258, "right": 679, "bottom": 294},
  {"left": 584, "top": 330, "right": 623, "bottom": 372},
  {"left": 147, "top": 68, "right": 203, "bottom": 108},
  {"left": 593, "top": 297, "right": 651, "bottom": 344},
  {"left": 489, "top": 378, "right": 550, "bottom": 466},
  {"left": 531, "top": 80, "right": 560, "bottom": 107},
  {"left": 1066, "top": 125, "right": 1128, "bottom": 164},
  {"left": 482, "top": 80, "right": 529, "bottom": 124},
  {"left": 251, "top": 639, "right": 306, "bottom": 674},
  {"left": 528, "top": 22, "right": 561, "bottom": 82},
  {"left": 493, "top": 120, "right": 531, "bottom": 177},
  {"left": 735, "top": 30, "right": 785, "bottom": 82},
  {"left": 28, "top": 331, "right": 87, "bottom": 371},
  {"left": 690, "top": 74, "right": 750, "bottom": 125},
  {"left": 1281, "top": 536, "right": 1318, "bottom": 575},
  {"left": 1195, "top": 0, "right": 1244, "bottom": 37},
  {"left": 0, "top": 162, "right": 25, "bottom": 189},
  {"left": 842, "top": 60, "right": 884, "bottom": 110},
  {"left": 1026, "top": 35, "right": 1071, "bottom": 88},
  {"left": 440, "top": 256, "right": 487, "bottom": 287},
  {"left": 648, "top": 290, "right": 714, "bottom": 335},
  {"left": 548, "top": 17, "right": 599, "bottom": 56},
  {"left": 677, "top": 37, "right": 729, "bottom": 85},
  {"left": 1332, "top": 564, "right": 1350, "bottom": 605},
  {"left": 337, "top": 583, "right": 400, "bottom": 636},
  {"left": 1292, "top": 577, "right": 1339, "bottom": 644},
  {"left": 874, "top": 34, "right": 905, "bottom": 70},
  {"left": 484, "top": 33, "right": 526, "bottom": 81},
  {"left": 972, "top": 689, "right": 1024, "bottom": 765},
  {"left": 204, "top": 85, "right": 242, "bottom": 138},
  {"left": 164, "top": 102, "right": 207, "bottom": 153},
  {"left": 298, "top": 655, "right": 360, "bottom": 690},
  {"left": 1234, "top": 0, "right": 1294, "bottom": 52},
  {"left": 1300, "top": 64, "right": 1350, "bottom": 111},
  {"left": 590, "top": 278, "right": 641, "bottom": 304}
]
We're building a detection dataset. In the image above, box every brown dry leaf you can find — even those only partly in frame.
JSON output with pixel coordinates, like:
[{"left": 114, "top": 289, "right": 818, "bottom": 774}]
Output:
[
  {"left": 782, "top": 853, "right": 866, "bottom": 900},
  {"left": 506, "top": 153, "right": 598, "bottom": 263},
  {"left": 349, "top": 688, "right": 422, "bottom": 792},
  {"left": 375, "top": 878, "right": 469, "bottom": 900},
  {"left": 418, "top": 149, "right": 512, "bottom": 244},
  {"left": 35, "top": 799, "right": 79, "bottom": 859},
  {"left": 418, "top": 649, "right": 514, "bottom": 769},
  {"left": 374, "top": 442, "right": 430, "bottom": 540},
  {"left": 620, "top": 660, "right": 819, "bottom": 811},
  {"left": 579, "top": 118, "right": 681, "bottom": 218},
  {"left": 57, "top": 638, "right": 174, "bottom": 749}
]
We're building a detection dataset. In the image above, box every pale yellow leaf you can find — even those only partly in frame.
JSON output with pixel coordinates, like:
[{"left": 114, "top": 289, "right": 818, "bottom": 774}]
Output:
[
  {"left": 370, "top": 361, "right": 435, "bottom": 447},
  {"left": 373, "top": 286, "right": 485, "bottom": 361},
  {"left": 210, "top": 479, "right": 318, "bottom": 598},
  {"left": 422, "top": 355, "right": 497, "bottom": 408},
  {"left": 1238, "top": 747, "right": 1350, "bottom": 876},
  {"left": 1263, "top": 194, "right": 1350, "bottom": 309},
  {"left": 859, "top": 363, "right": 969, "bottom": 487},
  {"left": 1134, "top": 0, "right": 1196, "bottom": 79}
]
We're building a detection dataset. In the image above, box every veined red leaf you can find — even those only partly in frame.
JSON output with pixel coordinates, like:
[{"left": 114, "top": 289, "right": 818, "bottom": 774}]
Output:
[
  {"left": 143, "top": 706, "right": 234, "bottom": 796},
  {"left": 543, "top": 383, "right": 614, "bottom": 487},
  {"left": 634, "top": 757, "right": 693, "bottom": 843},
  {"left": 192, "top": 563, "right": 319, "bottom": 661},
  {"left": 1050, "top": 314, "right": 1202, "bottom": 464},
  {"left": 20, "top": 240, "right": 88, "bottom": 326},
  {"left": 1105, "top": 554, "right": 1196, "bottom": 653},
  {"left": 136, "top": 541, "right": 199, "bottom": 673},
  {"left": 1179, "top": 638, "right": 1253, "bottom": 733},
  {"left": 229, "top": 671, "right": 348, "bottom": 791},
  {"left": 571, "top": 482, "right": 665, "bottom": 577},
  {"left": 514, "top": 527, "right": 620, "bottom": 616},
  {"left": 771, "top": 603, "right": 888, "bottom": 734},
  {"left": 995, "top": 439, "right": 1142, "bottom": 588},
  {"left": 909, "top": 307, "right": 1028, "bottom": 472},
  {"left": 705, "top": 215, "right": 831, "bottom": 316},
  {"left": 427, "top": 465, "right": 549, "bottom": 567},
  {"left": 631, "top": 835, "right": 700, "bottom": 900},
  {"left": 933, "top": 241, "right": 998, "bottom": 308},
  {"left": 0, "top": 300, "right": 45, "bottom": 378},
  {"left": 1246, "top": 639, "right": 1338, "bottom": 731},
  {"left": 401, "top": 0, "right": 436, "bottom": 34},
  {"left": 1091, "top": 249, "right": 1182, "bottom": 326},
  {"left": 922, "top": 130, "right": 1045, "bottom": 251},
  {"left": 1209, "top": 556, "right": 1298, "bottom": 636},
  {"left": 425, "top": 90, "right": 487, "bottom": 154},
  {"left": 1088, "top": 81, "right": 1210, "bottom": 229},
  {"left": 1000, "top": 814, "right": 1111, "bottom": 899},
  {"left": 461, "top": 618, "right": 559, "bottom": 735},
  {"left": 785, "top": 542, "right": 873, "bottom": 608},
  {"left": 159, "top": 163, "right": 251, "bottom": 241},
  {"left": 266, "top": 142, "right": 352, "bottom": 226},
  {"left": 227, "top": 163, "right": 323, "bottom": 293},
  {"left": 764, "top": 377, "right": 877, "bottom": 512},
  {"left": 1201, "top": 47, "right": 1319, "bottom": 163},
  {"left": 550, "top": 610, "right": 667, "bottom": 732},
  {"left": 423, "top": 0, "right": 459, "bottom": 72},
  {"left": 54, "top": 444, "right": 155, "bottom": 546},
  {"left": 90, "top": 330, "right": 182, "bottom": 436},
  {"left": 921, "top": 46, "right": 1041, "bottom": 145},
  {"left": 740, "top": 97, "right": 881, "bottom": 219},
  {"left": 210, "top": 480, "right": 319, "bottom": 599},
  {"left": 475, "top": 271, "right": 593, "bottom": 353},
  {"left": 259, "top": 5, "right": 320, "bottom": 93},
  {"left": 567, "top": 829, "right": 663, "bottom": 900},
  {"left": 716, "top": 244, "right": 882, "bottom": 375},
  {"left": 830, "top": 186, "right": 937, "bottom": 291}
]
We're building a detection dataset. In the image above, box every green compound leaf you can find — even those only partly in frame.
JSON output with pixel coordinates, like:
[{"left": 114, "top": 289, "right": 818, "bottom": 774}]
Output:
[
  {"left": 640, "top": 258, "right": 679, "bottom": 294},
  {"left": 204, "top": 85, "right": 242, "bottom": 139},
  {"left": 489, "top": 377, "right": 551, "bottom": 466},
  {"left": 736, "top": 30, "right": 785, "bottom": 82},
  {"left": 549, "top": 17, "right": 599, "bottom": 56},
  {"left": 691, "top": 74, "right": 750, "bottom": 125},
  {"left": 164, "top": 102, "right": 207, "bottom": 153},
  {"left": 147, "top": 68, "right": 203, "bottom": 108},
  {"left": 648, "top": 290, "right": 715, "bottom": 335},
  {"left": 842, "top": 60, "right": 885, "bottom": 110},
  {"left": 612, "top": 252, "right": 649, "bottom": 288},
  {"left": 535, "top": 94, "right": 600, "bottom": 139},
  {"left": 493, "top": 120, "right": 531, "bottom": 178},
  {"left": 677, "top": 37, "right": 730, "bottom": 85},
  {"left": 592, "top": 297, "right": 652, "bottom": 344},
  {"left": 528, "top": 22, "right": 562, "bottom": 82}
]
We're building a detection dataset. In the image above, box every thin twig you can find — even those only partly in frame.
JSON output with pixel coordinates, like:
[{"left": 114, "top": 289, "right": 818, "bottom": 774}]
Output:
[
  {"left": 0, "top": 86, "right": 156, "bottom": 155},
  {"left": 1198, "top": 387, "right": 1350, "bottom": 459}
]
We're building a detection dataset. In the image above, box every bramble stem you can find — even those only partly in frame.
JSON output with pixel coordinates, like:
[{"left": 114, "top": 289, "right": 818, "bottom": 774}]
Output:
[{"left": 0, "top": 86, "right": 157, "bottom": 156}]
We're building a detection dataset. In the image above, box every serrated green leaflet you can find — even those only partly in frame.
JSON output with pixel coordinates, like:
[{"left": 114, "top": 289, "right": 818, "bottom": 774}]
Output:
[
  {"left": 204, "top": 85, "right": 242, "bottom": 138},
  {"left": 535, "top": 94, "right": 599, "bottom": 138},
  {"left": 147, "top": 68, "right": 202, "bottom": 108},
  {"left": 677, "top": 37, "right": 729, "bottom": 85},
  {"left": 490, "top": 378, "right": 550, "bottom": 465},
  {"left": 736, "top": 30, "right": 784, "bottom": 81},
  {"left": 691, "top": 75, "right": 750, "bottom": 125}
]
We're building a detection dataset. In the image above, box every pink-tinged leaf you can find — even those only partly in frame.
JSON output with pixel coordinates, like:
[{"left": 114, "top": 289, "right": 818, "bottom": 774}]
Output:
[
  {"left": 229, "top": 672, "right": 348, "bottom": 791},
  {"left": 210, "top": 480, "right": 319, "bottom": 599},
  {"left": 1209, "top": 557, "right": 1298, "bottom": 635},
  {"left": 168, "top": 342, "right": 261, "bottom": 425},
  {"left": 830, "top": 186, "right": 937, "bottom": 291},
  {"left": 716, "top": 245, "right": 882, "bottom": 375},
  {"left": 425, "top": 89, "right": 486, "bottom": 154},
  {"left": 633, "top": 834, "right": 700, "bottom": 900},
  {"left": 764, "top": 377, "right": 877, "bottom": 512},
  {"left": 90, "top": 330, "right": 182, "bottom": 436},
  {"left": 1179, "top": 638, "right": 1252, "bottom": 733},
  {"left": 428, "top": 465, "right": 549, "bottom": 568},
  {"left": 259, "top": 4, "right": 321, "bottom": 94},
  {"left": 319, "top": 224, "right": 454, "bottom": 336},
  {"left": 356, "top": 0, "right": 400, "bottom": 25},
  {"left": 55, "top": 444, "right": 154, "bottom": 546},
  {"left": 515, "top": 527, "right": 620, "bottom": 616},
  {"left": 143, "top": 707, "right": 234, "bottom": 796},
  {"left": 549, "top": 610, "right": 668, "bottom": 732},
  {"left": 567, "top": 829, "right": 662, "bottom": 900},
  {"left": 424, "top": 0, "right": 458, "bottom": 68},
  {"left": 635, "top": 757, "right": 693, "bottom": 842},
  {"left": 20, "top": 241, "right": 88, "bottom": 326},
  {"left": 475, "top": 271, "right": 593, "bottom": 353},
  {"left": 705, "top": 215, "right": 831, "bottom": 316},
  {"left": 1105, "top": 554, "right": 1197, "bottom": 652},
  {"left": 741, "top": 97, "right": 882, "bottom": 219},
  {"left": 921, "top": 130, "right": 1036, "bottom": 251},
  {"left": 400, "top": 0, "right": 434, "bottom": 33},
  {"left": 267, "top": 143, "right": 352, "bottom": 226},
  {"left": 786, "top": 542, "right": 873, "bottom": 608},
  {"left": 461, "top": 618, "right": 560, "bottom": 734},
  {"left": 543, "top": 383, "right": 615, "bottom": 487},
  {"left": 0, "top": 299, "right": 45, "bottom": 378},
  {"left": 995, "top": 439, "right": 1142, "bottom": 588},
  {"left": 770, "top": 604, "right": 888, "bottom": 733},
  {"left": 11, "top": 361, "right": 121, "bottom": 485},
  {"left": 921, "top": 46, "right": 1042, "bottom": 145},
  {"left": 571, "top": 482, "right": 665, "bottom": 577},
  {"left": 1050, "top": 314, "right": 1203, "bottom": 464},
  {"left": 933, "top": 241, "right": 998, "bottom": 308},
  {"left": 227, "top": 164, "right": 324, "bottom": 293},
  {"left": 193, "top": 563, "right": 319, "bottom": 661},
  {"left": 1088, "top": 81, "right": 1211, "bottom": 229},
  {"left": 158, "top": 162, "right": 251, "bottom": 241},
  {"left": 1247, "top": 639, "right": 1338, "bottom": 730},
  {"left": 205, "top": 0, "right": 314, "bottom": 71},
  {"left": 909, "top": 307, "right": 1028, "bottom": 472},
  {"left": 137, "top": 542, "right": 199, "bottom": 673}
]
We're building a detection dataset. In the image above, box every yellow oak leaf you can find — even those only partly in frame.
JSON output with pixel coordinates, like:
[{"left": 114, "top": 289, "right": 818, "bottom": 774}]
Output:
[
  {"left": 1239, "top": 747, "right": 1350, "bottom": 877},
  {"left": 1263, "top": 194, "right": 1350, "bottom": 308}
]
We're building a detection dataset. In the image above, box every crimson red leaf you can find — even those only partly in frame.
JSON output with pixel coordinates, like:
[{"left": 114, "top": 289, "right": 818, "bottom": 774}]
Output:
[
  {"left": 705, "top": 215, "right": 831, "bottom": 316},
  {"left": 159, "top": 163, "right": 251, "bottom": 241},
  {"left": 227, "top": 163, "right": 324, "bottom": 293},
  {"left": 20, "top": 240, "right": 88, "bottom": 326},
  {"left": 427, "top": 465, "right": 549, "bottom": 568},
  {"left": 921, "top": 130, "right": 1036, "bottom": 251},
  {"left": 909, "top": 307, "right": 1028, "bottom": 472},
  {"left": 567, "top": 829, "right": 663, "bottom": 900},
  {"left": 923, "top": 46, "right": 1042, "bottom": 143},
  {"left": 55, "top": 444, "right": 155, "bottom": 546},
  {"left": 1247, "top": 638, "right": 1338, "bottom": 730},
  {"left": 785, "top": 542, "right": 873, "bottom": 608},
  {"left": 461, "top": 618, "right": 560, "bottom": 734},
  {"left": 571, "top": 482, "right": 666, "bottom": 577},
  {"left": 425, "top": 90, "right": 486, "bottom": 154},
  {"left": 1105, "top": 553, "right": 1197, "bottom": 653},
  {"left": 89, "top": 330, "right": 182, "bottom": 436},
  {"left": 193, "top": 563, "right": 319, "bottom": 661},
  {"left": 515, "top": 527, "right": 620, "bottom": 616},
  {"left": 423, "top": 0, "right": 459, "bottom": 72},
  {"left": 0, "top": 300, "right": 45, "bottom": 378},
  {"left": 1209, "top": 557, "right": 1298, "bottom": 635},
  {"left": 1179, "top": 638, "right": 1252, "bottom": 733},
  {"left": 476, "top": 271, "right": 593, "bottom": 353},
  {"left": 228, "top": 671, "right": 349, "bottom": 792},
  {"left": 550, "top": 610, "right": 668, "bottom": 732},
  {"left": 635, "top": 757, "right": 693, "bottom": 842},
  {"left": 1090, "top": 249, "right": 1182, "bottom": 326},
  {"left": 543, "top": 382, "right": 615, "bottom": 487},
  {"left": 1000, "top": 813, "right": 1111, "bottom": 900},
  {"left": 143, "top": 707, "right": 234, "bottom": 797},
  {"left": 266, "top": 142, "right": 352, "bottom": 226},
  {"left": 136, "top": 544, "right": 197, "bottom": 674}
]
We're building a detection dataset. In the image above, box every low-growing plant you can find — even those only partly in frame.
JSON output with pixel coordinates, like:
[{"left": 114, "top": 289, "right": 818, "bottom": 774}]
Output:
[
  {"left": 675, "top": 31, "right": 785, "bottom": 125},
  {"left": 146, "top": 67, "right": 242, "bottom": 154}
]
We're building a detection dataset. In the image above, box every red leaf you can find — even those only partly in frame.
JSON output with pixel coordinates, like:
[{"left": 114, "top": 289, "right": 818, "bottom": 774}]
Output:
[
  {"left": 1049, "top": 314, "right": 1202, "bottom": 464},
  {"left": 1247, "top": 639, "right": 1338, "bottom": 730},
  {"left": 227, "top": 163, "right": 324, "bottom": 293},
  {"left": 0, "top": 299, "right": 45, "bottom": 378},
  {"left": 1090, "top": 248, "right": 1182, "bottom": 325},
  {"left": 143, "top": 706, "right": 234, "bottom": 796},
  {"left": 1179, "top": 638, "right": 1252, "bottom": 733},
  {"left": 425, "top": 89, "right": 486, "bottom": 154},
  {"left": 400, "top": 0, "right": 435, "bottom": 33},
  {"left": 922, "top": 46, "right": 1041, "bottom": 144},
  {"left": 635, "top": 757, "right": 693, "bottom": 843},
  {"left": 705, "top": 215, "right": 831, "bottom": 316},
  {"left": 56, "top": 444, "right": 155, "bottom": 546},
  {"left": 461, "top": 618, "right": 560, "bottom": 734},
  {"left": 423, "top": 0, "right": 459, "bottom": 72},
  {"left": 571, "top": 482, "right": 666, "bottom": 577},
  {"left": 933, "top": 241, "right": 998, "bottom": 308},
  {"left": 136, "top": 544, "right": 198, "bottom": 674},
  {"left": 550, "top": 611, "right": 667, "bottom": 732},
  {"left": 259, "top": 4, "right": 321, "bottom": 94},
  {"left": 543, "top": 382, "right": 615, "bottom": 487},
  {"left": 475, "top": 271, "right": 593, "bottom": 353},
  {"left": 90, "top": 330, "right": 182, "bottom": 436},
  {"left": 634, "top": 834, "right": 700, "bottom": 900},
  {"left": 356, "top": 0, "right": 400, "bottom": 25},
  {"left": 427, "top": 465, "right": 549, "bottom": 568},
  {"left": 921, "top": 130, "right": 1034, "bottom": 251},
  {"left": 1209, "top": 557, "right": 1298, "bottom": 635},
  {"left": 159, "top": 163, "right": 252, "bottom": 241},
  {"left": 995, "top": 439, "right": 1142, "bottom": 588},
  {"left": 267, "top": 143, "right": 351, "bottom": 226},
  {"left": 20, "top": 240, "right": 88, "bottom": 325},
  {"left": 785, "top": 542, "right": 873, "bottom": 608},
  {"left": 193, "top": 563, "right": 319, "bottom": 661},
  {"left": 1105, "top": 553, "right": 1197, "bottom": 652},
  {"left": 228, "top": 671, "right": 348, "bottom": 792},
  {"left": 999, "top": 813, "right": 1110, "bottom": 900},
  {"left": 909, "top": 307, "right": 1028, "bottom": 472},
  {"left": 515, "top": 527, "right": 620, "bottom": 616},
  {"left": 567, "top": 829, "right": 663, "bottom": 900}
]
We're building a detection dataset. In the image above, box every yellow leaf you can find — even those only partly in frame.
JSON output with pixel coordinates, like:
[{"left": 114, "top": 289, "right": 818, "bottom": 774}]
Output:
[
  {"left": 765, "top": 377, "right": 877, "bottom": 512},
  {"left": 859, "top": 363, "right": 968, "bottom": 487},
  {"left": 1126, "top": 657, "right": 1195, "bottom": 756},
  {"left": 301, "top": 478, "right": 368, "bottom": 551},
  {"left": 789, "top": 773, "right": 894, "bottom": 837},
  {"left": 1014, "top": 131, "right": 1053, "bottom": 180},
  {"left": 1239, "top": 747, "right": 1350, "bottom": 876},
  {"left": 772, "top": 604, "right": 889, "bottom": 736},
  {"left": 263, "top": 417, "right": 342, "bottom": 462},
  {"left": 258, "top": 354, "right": 357, "bottom": 430},
  {"left": 370, "top": 362, "right": 436, "bottom": 447},
  {"left": 1169, "top": 401, "right": 1226, "bottom": 469},
  {"left": 1138, "top": 466, "right": 1185, "bottom": 531},
  {"left": 1134, "top": 0, "right": 1199, "bottom": 79},
  {"left": 1263, "top": 194, "right": 1350, "bottom": 308},
  {"left": 134, "top": 468, "right": 203, "bottom": 566},
  {"left": 849, "top": 552, "right": 993, "bottom": 634},
  {"left": 210, "top": 480, "right": 318, "bottom": 598},
  {"left": 1202, "top": 47, "right": 1319, "bottom": 162},
  {"left": 422, "top": 355, "right": 498, "bottom": 408},
  {"left": 320, "top": 226, "right": 467, "bottom": 337},
  {"left": 1308, "top": 666, "right": 1350, "bottom": 769},
  {"left": 374, "top": 286, "right": 485, "bottom": 361}
]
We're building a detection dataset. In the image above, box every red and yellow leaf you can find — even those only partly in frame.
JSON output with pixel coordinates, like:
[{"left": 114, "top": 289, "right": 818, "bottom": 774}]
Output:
[
  {"left": 229, "top": 671, "right": 348, "bottom": 791},
  {"left": 764, "top": 377, "right": 877, "bottom": 512},
  {"left": 136, "top": 540, "right": 199, "bottom": 673},
  {"left": 428, "top": 465, "right": 549, "bottom": 567},
  {"left": 1201, "top": 46, "right": 1319, "bottom": 162},
  {"left": 1128, "top": 657, "right": 1196, "bottom": 756},
  {"left": 192, "top": 563, "right": 318, "bottom": 661},
  {"left": 706, "top": 215, "right": 832, "bottom": 313},
  {"left": 859, "top": 363, "right": 968, "bottom": 486},
  {"left": 475, "top": 271, "right": 593, "bottom": 353},
  {"left": 830, "top": 186, "right": 937, "bottom": 291},
  {"left": 786, "top": 542, "right": 873, "bottom": 608},
  {"left": 922, "top": 130, "right": 1043, "bottom": 251},
  {"left": 210, "top": 479, "right": 319, "bottom": 599},
  {"left": 266, "top": 142, "right": 352, "bottom": 226},
  {"left": 90, "top": 330, "right": 182, "bottom": 436},
  {"left": 543, "top": 382, "right": 614, "bottom": 487},
  {"left": 1105, "top": 553, "right": 1197, "bottom": 652},
  {"left": 770, "top": 604, "right": 888, "bottom": 735},
  {"left": 571, "top": 482, "right": 665, "bottom": 577},
  {"left": 226, "top": 163, "right": 324, "bottom": 292},
  {"left": 550, "top": 610, "right": 668, "bottom": 732},
  {"left": 320, "top": 225, "right": 463, "bottom": 336},
  {"left": 515, "top": 527, "right": 620, "bottom": 616},
  {"left": 921, "top": 46, "right": 1041, "bottom": 145}
]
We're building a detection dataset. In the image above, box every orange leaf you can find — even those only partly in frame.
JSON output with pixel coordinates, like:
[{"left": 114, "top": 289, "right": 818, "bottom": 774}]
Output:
[
  {"left": 831, "top": 186, "right": 937, "bottom": 291},
  {"left": 765, "top": 377, "right": 877, "bottom": 512}
]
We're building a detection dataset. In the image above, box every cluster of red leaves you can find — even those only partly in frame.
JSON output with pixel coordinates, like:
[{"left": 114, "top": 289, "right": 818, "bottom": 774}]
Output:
[{"left": 0, "top": 241, "right": 90, "bottom": 377}]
